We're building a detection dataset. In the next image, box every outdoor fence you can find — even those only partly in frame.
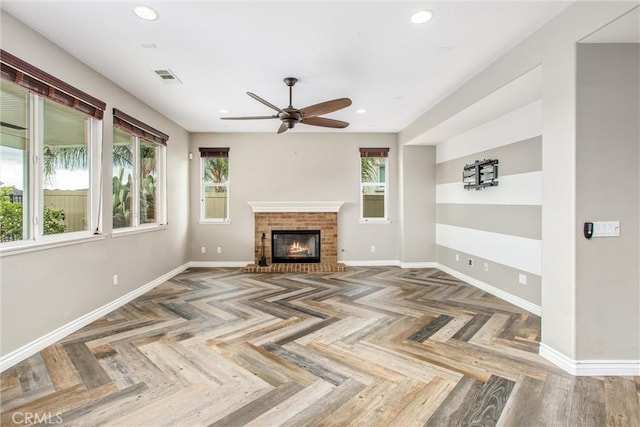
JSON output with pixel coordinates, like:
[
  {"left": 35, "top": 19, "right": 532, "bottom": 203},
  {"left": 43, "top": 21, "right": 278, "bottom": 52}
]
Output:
[{"left": 44, "top": 189, "right": 88, "bottom": 232}]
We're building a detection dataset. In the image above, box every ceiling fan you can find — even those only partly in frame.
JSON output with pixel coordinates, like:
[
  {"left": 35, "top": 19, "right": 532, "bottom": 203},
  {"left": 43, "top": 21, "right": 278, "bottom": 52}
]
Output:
[{"left": 221, "top": 77, "right": 352, "bottom": 134}]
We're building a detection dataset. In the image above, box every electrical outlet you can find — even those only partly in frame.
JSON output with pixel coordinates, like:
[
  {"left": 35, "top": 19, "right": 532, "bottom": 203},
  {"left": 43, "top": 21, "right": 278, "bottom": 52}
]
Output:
[
  {"left": 455, "top": 253, "right": 459, "bottom": 262},
  {"left": 370, "top": 245, "right": 376, "bottom": 253},
  {"left": 201, "top": 246, "right": 206, "bottom": 254},
  {"left": 113, "top": 274, "right": 118, "bottom": 286},
  {"left": 519, "top": 273, "right": 527, "bottom": 285},
  {"left": 217, "top": 247, "right": 222, "bottom": 254},
  {"left": 483, "top": 262, "right": 489, "bottom": 272},
  {"left": 468, "top": 259, "right": 473, "bottom": 267}
]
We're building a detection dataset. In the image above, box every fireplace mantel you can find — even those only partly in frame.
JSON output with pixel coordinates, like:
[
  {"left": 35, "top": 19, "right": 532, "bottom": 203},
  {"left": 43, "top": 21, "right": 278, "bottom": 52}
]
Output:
[{"left": 248, "top": 201, "right": 344, "bottom": 213}]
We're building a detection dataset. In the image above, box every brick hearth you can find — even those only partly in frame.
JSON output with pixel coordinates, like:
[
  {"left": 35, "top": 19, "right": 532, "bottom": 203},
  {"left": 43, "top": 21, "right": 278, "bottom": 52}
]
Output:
[{"left": 243, "top": 263, "right": 346, "bottom": 273}]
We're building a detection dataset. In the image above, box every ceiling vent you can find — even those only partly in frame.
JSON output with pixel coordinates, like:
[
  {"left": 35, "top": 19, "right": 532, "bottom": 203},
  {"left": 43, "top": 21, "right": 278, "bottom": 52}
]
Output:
[{"left": 154, "top": 69, "right": 182, "bottom": 84}]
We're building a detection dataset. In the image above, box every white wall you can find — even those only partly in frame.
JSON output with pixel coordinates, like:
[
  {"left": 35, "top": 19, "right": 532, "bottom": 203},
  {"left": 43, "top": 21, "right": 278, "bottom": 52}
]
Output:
[
  {"left": 0, "top": 12, "right": 190, "bottom": 357},
  {"left": 189, "top": 132, "right": 401, "bottom": 264}
]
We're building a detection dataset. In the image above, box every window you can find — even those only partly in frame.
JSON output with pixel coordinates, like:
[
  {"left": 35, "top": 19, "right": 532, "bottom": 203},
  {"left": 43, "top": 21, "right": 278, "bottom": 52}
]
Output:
[
  {"left": 199, "top": 147, "right": 229, "bottom": 223},
  {"left": 1, "top": 50, "right": 105, "bottom": 246},
  {"left": 112, "top": 109, "right": 167, "bottom": 231},
  {"left": 0, "top": 82, "right": 29, "bottom": 242},
  {"left": 360, "top": 147, "right": 389, "bottom": 222}
]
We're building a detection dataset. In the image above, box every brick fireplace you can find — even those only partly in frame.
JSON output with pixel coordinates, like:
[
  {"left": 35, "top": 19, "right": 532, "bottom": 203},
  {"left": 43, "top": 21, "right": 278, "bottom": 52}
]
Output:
[{"left": 246, "top": 202, "right": 345, "bottom": 272}]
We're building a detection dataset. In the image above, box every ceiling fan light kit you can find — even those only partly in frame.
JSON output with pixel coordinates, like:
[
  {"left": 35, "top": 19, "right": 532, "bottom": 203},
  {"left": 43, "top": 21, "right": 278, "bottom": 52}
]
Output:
[{"left": 221, "top": 77, "right": 352, "bottom": 134}]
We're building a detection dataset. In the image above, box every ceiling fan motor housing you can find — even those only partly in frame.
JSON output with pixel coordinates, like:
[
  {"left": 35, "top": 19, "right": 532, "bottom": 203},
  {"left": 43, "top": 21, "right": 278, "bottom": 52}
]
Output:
[{"left": 283, "top": 77, "right": 298, "bottom": 87}]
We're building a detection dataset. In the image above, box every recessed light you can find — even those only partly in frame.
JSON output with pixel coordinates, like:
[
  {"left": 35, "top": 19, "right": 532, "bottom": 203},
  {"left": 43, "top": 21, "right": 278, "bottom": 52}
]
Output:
[
  {"left": 411, "top": 9, "right": 434, "bottom": 24},
  {"left": 219, "top": 109, "right": 230, "bottom": 114},
  {"left": 356, "top": 108, "right": 367, "bottom": 114},
  {"left": 134, "top": 5, "right": 159, "bottom": 21}
]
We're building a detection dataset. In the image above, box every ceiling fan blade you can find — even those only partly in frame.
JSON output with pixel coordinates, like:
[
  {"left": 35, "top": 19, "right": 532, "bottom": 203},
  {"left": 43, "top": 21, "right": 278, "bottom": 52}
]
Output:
[
  {"left": 247, "top": 92, "right": 284, "bottom": 113},
  {"left": 277, "top": 122, "right": 289, "bottom": 134},
  {"left": 301, "top": 116, "right": 349, "bottom": 129},
  {"left": 220, "top": 115, "right": 278, "bottom": 120},
  {"left": 300, "top": 98, "right": 352, "bottom": 118}
]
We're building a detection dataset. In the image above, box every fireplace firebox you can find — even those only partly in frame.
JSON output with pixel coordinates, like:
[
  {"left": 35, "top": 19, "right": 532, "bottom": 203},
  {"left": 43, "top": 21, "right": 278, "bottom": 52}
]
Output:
[{"left": 271, "top": 230, "right": 321, "bottom": 263}]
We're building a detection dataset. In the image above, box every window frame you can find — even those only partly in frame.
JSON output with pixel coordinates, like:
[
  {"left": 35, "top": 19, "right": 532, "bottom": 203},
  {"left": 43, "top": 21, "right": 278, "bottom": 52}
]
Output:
[
  {"left": 0, "top": 52, "right": 105, "bottom": 254},
  {"left": 111, "top": 109, "right": 168, "bottom": 234},
  {"left": 199, "top": 147, "right": 230, "bottom": 224},
  {"left": 360, "top": 147, "right": 390, "bottom": 224}
]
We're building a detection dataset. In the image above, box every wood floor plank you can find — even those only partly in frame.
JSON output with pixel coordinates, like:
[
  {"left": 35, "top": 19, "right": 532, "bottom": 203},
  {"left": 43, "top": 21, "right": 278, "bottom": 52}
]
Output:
[
  {"left": 281, "top": 379, "right": 366, "bottom": 427},
  {"left": 389, "top": 376, "right": 454, "bottom": 427},
  {"left": 408, "top": 314, "right": 454, "bottom": 342},
  {"left": 1, "top": 266, "right": 638, "bottom": 426},
  {"left": 496, "top": 374, "right": 545, "bottom": 427},
  {"left": 315, "top": 378, "right": 398, "bottom": 426},
  {"left": 604, "top": 377, "right": 640, "bottom": 427},
  {"left": 569, "top": 375, "right": 607, "bottom": 427},
  {"left": 533, "top": 373, "right": 575, "bottom": 426},
  {"left": 461, "top": 374, "right": 515, "bottom": 426},
  {"left": 210, "top": 381, "right": 304, "bottom": 427},
  {"left": 425, "top": 375, "right": 485, "bottom": 427},
  {"left": 61, "top": 342, "right": 113, "bottom": 390},
  {"left": 245, "top": 379, "right": 335, "bottom": 427}
]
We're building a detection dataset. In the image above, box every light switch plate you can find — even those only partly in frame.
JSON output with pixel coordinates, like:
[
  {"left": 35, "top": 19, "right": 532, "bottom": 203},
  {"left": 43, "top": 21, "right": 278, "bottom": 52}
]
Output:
[{"left": 592, "top": 221, "right": 620, "bottom": 237}]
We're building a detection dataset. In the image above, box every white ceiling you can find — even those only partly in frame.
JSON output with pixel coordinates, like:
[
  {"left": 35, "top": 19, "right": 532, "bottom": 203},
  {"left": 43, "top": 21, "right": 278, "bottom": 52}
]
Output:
[{"left": 2, "top": 1, "right": 574, "bottom": 134}]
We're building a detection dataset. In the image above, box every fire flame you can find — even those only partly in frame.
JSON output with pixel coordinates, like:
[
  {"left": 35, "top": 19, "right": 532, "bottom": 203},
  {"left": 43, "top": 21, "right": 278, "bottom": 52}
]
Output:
[{"left": 288, "top": 241, "right": 310, "bottom": 255}]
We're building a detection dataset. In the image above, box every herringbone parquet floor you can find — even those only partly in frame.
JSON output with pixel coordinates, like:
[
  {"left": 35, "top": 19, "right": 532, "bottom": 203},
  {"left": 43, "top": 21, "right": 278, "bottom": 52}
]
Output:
[{"left": 1, "top": 267, "right": 639, "bottom": 426}]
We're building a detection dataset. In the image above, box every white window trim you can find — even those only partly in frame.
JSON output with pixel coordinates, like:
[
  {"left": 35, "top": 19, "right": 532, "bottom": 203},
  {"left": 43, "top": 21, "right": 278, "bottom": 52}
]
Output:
[
  {"left": 112, "top": 223, "right": 167, "bottom": 238},
  {"left": 157, "top": 145, "right": 167, "bottom": 225},
  {"left": 90, "top": 119, "right": 103, "bottom": 234},
  {"left": 200, "top": 157, "right": 230, "bottom": 224},
  {"left": 111, "top": 134, "right": 167, "bottom": 234},
  {"left": 1, "top": 92, "right": 103, "bottom": 250},
  {"left": 0, "top": 233, "right": 106, "bottom": 257},
  {"left": 360, "top": 157, "right": 390, "bottom": 223}
]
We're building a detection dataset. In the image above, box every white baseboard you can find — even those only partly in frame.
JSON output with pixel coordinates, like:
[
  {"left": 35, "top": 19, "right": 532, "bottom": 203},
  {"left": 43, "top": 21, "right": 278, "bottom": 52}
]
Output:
[
  {"left": 0, "top": 263, "right": 190, "bottom": 372},
  {"left": 400, "top": 262, "right": 438, "bottom": 269},
  {"left": 188, "top": 261, "right": 254, "bottom": 268},
  {"left": 435, "top": 263, "right": 542, "bottom": 316},
  {"left": 339, "top": 260, "right": 438, "bottom": 269},
  {"left": 540, "top": 343, "right": 640, "bottom": 376},
  {"left": 340, "top": 259, "right": 401, "bottom": 267}
]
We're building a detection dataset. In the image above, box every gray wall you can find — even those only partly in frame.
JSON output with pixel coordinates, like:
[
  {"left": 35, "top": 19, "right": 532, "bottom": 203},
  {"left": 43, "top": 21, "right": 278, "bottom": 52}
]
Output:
[
  {"left": 189, "top": 132, "right": 401, "bottom": 264},
  {"left": 575, "top": 43, "right": 640, "bottom": 360},
  {"left": 0, "top": 12, "right": 190, "bottom": 356},
  {"left": 399, "top": 145, "right": 436, "bottom": 264}
]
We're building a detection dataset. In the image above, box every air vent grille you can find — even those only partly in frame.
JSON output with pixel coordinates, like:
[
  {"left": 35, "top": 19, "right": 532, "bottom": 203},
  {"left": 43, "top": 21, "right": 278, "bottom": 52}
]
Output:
[{"left": 154, "top": 69, "right": 182, "bottom": 84}]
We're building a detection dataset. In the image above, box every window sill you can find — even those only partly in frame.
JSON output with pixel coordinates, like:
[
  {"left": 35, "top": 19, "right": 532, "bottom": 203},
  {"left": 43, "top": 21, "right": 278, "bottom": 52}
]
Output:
[
  {"left": 0, "top": 233, "right": 106, "bottom": 257},
  {"left": 199, "top": 219, "right": 231, "bottom": 225},
  {"left": 359, "top": 218, "right": 391, "bottom": 224},
  {"left": 112, "top": 224, "right": 168, "bottom": 238}
]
